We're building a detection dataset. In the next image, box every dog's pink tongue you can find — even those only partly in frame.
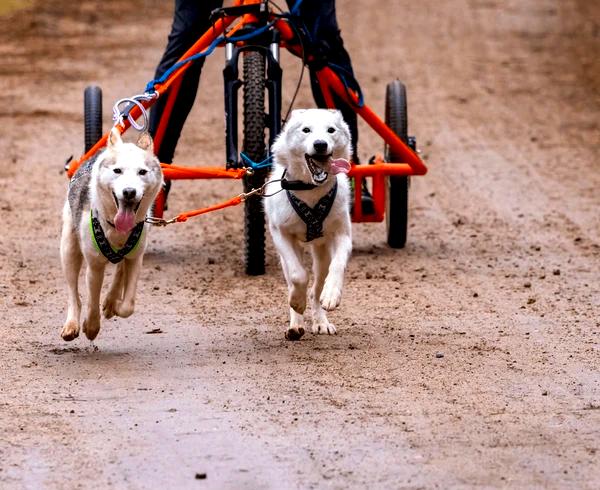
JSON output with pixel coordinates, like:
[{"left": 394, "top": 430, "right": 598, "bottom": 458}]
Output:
[
  {"left": 330, "top": 158, "right": 351, "bottom": 175},
  {"left": 114, "top": 209, "right": 136, "bottom": 234}
]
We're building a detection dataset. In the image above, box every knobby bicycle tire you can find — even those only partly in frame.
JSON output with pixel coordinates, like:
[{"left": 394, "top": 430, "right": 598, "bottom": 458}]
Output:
[
  {"left": 385, "top": 80, "right": 410, "bottom": 249},
  {"left": 84, "top": 86, "right": 103, "bottom": 153},
  {"left": 242, "top": 51, "right": 268, "bottom": 275}
]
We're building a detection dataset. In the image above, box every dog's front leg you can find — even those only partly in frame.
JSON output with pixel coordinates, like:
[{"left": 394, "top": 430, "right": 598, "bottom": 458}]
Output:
[
  {"left": 272, "top": 230, "right": 308, "bottom": 340},
  {"left": 102, "top": 262, "right": 125, "bottom": 319},
  {"left": 60, "top": 222, "right": 83, "bottom": 341},
  {"left": 113, "top": 255, "right": 143, "bottom": 318},
  {"left": 310, "top": 243, "right": 336, "bottom": 335},
  {"left": 320, "top": 231, "right": 352, "bottom": 311},
  {"left": 82, "top": 261, "right": 105, "bottom": 341}
]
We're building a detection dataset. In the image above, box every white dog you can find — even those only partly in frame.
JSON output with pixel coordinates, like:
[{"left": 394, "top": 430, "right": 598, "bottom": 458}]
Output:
[
  {"left": 60, "top": 129, "right": 163, "bottom": 341},
  {"left": 265, "top": 109, "right": 353, "bottom": 340}
]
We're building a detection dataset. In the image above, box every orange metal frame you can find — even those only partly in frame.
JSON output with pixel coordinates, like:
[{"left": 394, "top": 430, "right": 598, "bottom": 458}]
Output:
[{"left": 66, "top": 0, "right": 427, "bottom": 223}]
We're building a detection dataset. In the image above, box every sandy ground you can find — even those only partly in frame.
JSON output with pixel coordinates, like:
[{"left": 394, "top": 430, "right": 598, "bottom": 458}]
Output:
[{"left": 0, "top": 0, "right": 599, "bottom": 488}]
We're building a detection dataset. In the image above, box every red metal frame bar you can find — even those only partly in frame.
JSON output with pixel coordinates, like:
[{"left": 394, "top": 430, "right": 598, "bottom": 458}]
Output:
[
  {"left": 314, "top": 67, "right": 426, "bottom": 175},
  {"left": 313, "top": 67, "right": 426, "bottom": 222},
  {"left": 160, "top": 164, "right": 247, "bottom": 180},
  {"left": 152, "top": 76, "right": 184, "bottom": 217}
]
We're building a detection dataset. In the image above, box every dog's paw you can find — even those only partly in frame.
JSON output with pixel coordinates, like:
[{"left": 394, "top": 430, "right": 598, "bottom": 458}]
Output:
[
  {"left": 312, "top": 319, "right": 336, "bottom": 335},
  {"left": 104, "top": 298, "right": 134, "bottom": 319},
  {"left": 82, "top": 315, "right": 101, "bottom": 341},
  {"left": 285, "top": 326, "right": 305, "bottom": 341},
  {"left": 61, "top": 320, "right": 80, "bottom": 341},
  {"left": 102, "top": 297, "right": 119, "bottom": 319},
  {"left": 320, "top": 282, "right": 342, "bottom": 311},
  {"left": 115, "top": 300, "right": 135, "bottom": 318}
]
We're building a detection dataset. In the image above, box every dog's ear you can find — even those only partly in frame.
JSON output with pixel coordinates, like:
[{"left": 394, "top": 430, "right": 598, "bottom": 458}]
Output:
[
  {"left": 107, "top": 127, "right": 123, "bottom": 149},
  {"left": 282, "top": 109, "right": 307, "bottom": 136},
  {"left": 289, "top": 109, "right": 307, "bottom": 119},
  {"left": 329, "top": 109, "right": 347, "bottom": 127},
  {"left": 136, "top": 132, "right": 154, "bottom": 153}
]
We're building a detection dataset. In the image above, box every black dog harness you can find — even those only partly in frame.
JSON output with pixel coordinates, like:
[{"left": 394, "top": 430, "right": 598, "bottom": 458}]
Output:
[
  {"left": 286, "top": 182, "right": 338, "bottom": 242},
  {"left": 90, "top": 210, "right": 145, "bottom": 264}
]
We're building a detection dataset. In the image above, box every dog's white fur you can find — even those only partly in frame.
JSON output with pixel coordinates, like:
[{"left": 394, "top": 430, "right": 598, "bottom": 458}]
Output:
[
  {"left": 265, "top": 109, "right": 353, "bottom": 340},
  {"left": 60, "top": 129, "right": 162, "bottom": 341}
]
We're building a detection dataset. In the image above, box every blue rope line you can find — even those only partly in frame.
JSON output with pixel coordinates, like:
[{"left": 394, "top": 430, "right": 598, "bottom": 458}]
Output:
[
  {"left": 144, "top": 23, "right": 276, "bottom": 93},
  {"left": 145, "top": 36, "right": 222, "bottom": 93},
  {"left": 290, "top": 0, "right": 304, "bottom": 15},
  {"left": 240, "top": 152, "right": 273, "bottom": 170},
  {"left": 228, "top": 20, "right": 275, "bottom": 42},
  {"left": 145, "top": 0, "right": 304, "bottom": 93}
]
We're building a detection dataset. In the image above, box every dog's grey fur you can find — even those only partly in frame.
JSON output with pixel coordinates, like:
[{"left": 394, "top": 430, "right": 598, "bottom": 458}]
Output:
[{"left": 67, "top": 156, "right": 95, "bottom": 230}]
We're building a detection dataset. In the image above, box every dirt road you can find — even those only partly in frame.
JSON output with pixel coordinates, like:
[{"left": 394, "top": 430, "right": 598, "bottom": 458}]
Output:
[{"left": 1, "top": 0, "right": 598, "bottom": 488}]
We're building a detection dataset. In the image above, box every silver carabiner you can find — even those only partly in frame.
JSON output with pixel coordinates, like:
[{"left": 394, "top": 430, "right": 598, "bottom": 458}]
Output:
[
  {"left": 260, "top": 178, "right": 285, "bottom": 198},
  {"left": 112, "top": 92, "right": 158, "bottom": 133}
]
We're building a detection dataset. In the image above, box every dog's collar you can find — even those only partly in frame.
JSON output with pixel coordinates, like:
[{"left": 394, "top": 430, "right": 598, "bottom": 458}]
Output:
[
  {"left": 286, "top": 181, "right": 338, "bottom": 242},
  {"left": 89, "top": 210, "right": 145, "bottom": 264},
  {"left": 280, "top": 169, "right": 318, "bottom": 191},
  {"left": 281, "top": 179, "right": 318, "bottom": 191}
]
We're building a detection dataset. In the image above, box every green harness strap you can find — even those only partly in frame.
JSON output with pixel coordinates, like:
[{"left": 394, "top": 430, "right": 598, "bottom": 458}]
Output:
[{"left": 89, "top": 210, "right": 144, "bottom": 264}]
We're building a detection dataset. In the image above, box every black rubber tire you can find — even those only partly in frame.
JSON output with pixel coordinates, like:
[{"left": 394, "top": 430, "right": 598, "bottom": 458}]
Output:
[
  {"left": 242, "top": 51, "right": 268, "bottom": 276},
  {"left": 385, "top": 80, "right": 410, "bottom": 249},
  {"left": 84, "top": 85, "right": 103, "bottom": 153}
]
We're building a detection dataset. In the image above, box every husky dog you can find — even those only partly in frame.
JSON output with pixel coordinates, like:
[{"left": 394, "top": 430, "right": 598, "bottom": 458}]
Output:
[
  {"left": 60, "top": 129, "right": 163, "bottom": 341},
  {"left": 265, "top": 109, "right": 353, "bottom": 340}
]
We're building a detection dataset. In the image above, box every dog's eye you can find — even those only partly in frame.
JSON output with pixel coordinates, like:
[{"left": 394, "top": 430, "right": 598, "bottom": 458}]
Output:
[
  {"left": 302, "top": 127, "right": 311, "bottom": 133},
  {"left": 138, "top": 169, "right": 147, "bottom": 176},
  {"left": 327, "top": 127, "right": 336, "bottom": 134},
  {"left": 113, "top": 168, "right": 122, "bottom": 174}
]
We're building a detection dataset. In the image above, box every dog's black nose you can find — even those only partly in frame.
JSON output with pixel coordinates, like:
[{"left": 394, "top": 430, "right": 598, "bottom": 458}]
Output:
[
  {"left": 122, "top": 188, "right": 137, "bottom": 201},
  {"left": 313, "top": 140, "right": 328, "bottom": 153}
]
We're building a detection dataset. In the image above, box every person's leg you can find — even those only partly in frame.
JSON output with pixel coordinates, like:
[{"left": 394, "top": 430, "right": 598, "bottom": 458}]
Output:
[
  {"left": 288, "top": 0, "right": 372, "bottom": 212},
  {"left": 149, "top": 0, "right": 223, "bottom": 164},
  {"left": 287, "top": 0, "right": 359, "bottom": 162}
]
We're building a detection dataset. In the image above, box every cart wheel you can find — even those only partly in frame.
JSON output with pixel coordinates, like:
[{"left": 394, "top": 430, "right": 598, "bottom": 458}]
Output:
[
  {"left": 242, "top": 51, "right": 267, "bottom": 275},
  {"left": 385, "top": 80, "right": 410, "bottom": 248},
  {"left": 84, "top": 85, "right": 103, "bottom": 153}
]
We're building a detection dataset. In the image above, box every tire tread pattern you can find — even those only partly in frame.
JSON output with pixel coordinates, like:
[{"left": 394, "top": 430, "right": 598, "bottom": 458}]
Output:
[
  {"left": 385, "top": 80, "right": 409, "bottom": 249},
  {"left": 84, "top": 86, "right": 103, "bottom": 153},
  {"left": 242, "top": 52, "right": 268, "bottom": 275}
]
